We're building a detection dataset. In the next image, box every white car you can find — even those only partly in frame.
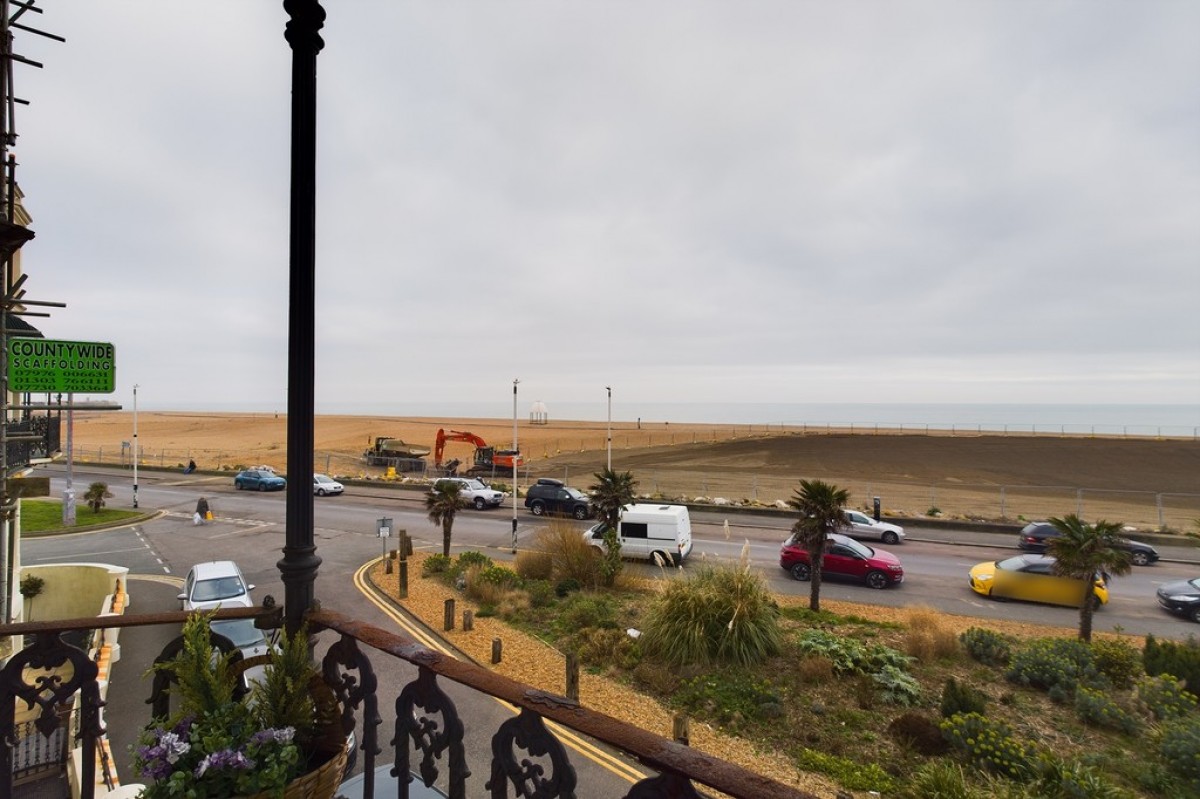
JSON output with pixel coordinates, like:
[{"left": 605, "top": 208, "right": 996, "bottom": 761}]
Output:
[
  {"left": 178, "top": 561, "right": 255, "bottom": 611},
  {"left": 313, "top": 473, "right": 344, "bottom": 496},
  {"left": 842, "top": 510, "right": 905, "bottom": 545},
  {"left": 429, "top": 477, "right": 506, "bottom": 510}
]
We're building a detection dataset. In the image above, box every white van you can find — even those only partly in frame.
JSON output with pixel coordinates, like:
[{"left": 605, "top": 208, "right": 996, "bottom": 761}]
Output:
[{"left": 584, "top": 504, "right": 693, "bottom": 565}]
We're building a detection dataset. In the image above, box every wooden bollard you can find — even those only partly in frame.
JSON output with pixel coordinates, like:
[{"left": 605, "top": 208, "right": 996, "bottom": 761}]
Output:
[
  {"left": 444, "top": 599, "right": 455, "bottom": 631},
  {"left": 491, "top": 638, "right": 502, "bottom": 664},
  {"left": 463, "top": 610, "right": 474, "bottom": 631},
  {"left": 565, "top": 652, "right": 579, "bottom": 701},
  {"left": 385, "top": 557, "right": 393, "bottom": 575},
  {"left": 672, "top": 713, "right": 689, "bottom": 745},
  {"left": 398, "top": 559, "right": 408, "bottom": 599}
]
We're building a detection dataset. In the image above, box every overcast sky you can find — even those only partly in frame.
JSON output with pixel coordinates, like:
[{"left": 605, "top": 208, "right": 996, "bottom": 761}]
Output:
[{"left": 11, "top": 1, "right": 1199, "bottom": 418}]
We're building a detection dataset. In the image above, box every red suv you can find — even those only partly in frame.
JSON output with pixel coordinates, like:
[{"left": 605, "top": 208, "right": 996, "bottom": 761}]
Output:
[{"left": 780, "top": 533, "right": 904, "bottom": 590}]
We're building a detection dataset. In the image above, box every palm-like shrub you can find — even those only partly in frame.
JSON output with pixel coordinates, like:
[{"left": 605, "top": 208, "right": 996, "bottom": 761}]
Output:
[
  {"left": 786, "top": 479, "right": 849, "bottom": 612},
  {"left": 1046, "top": 514, "right": 1133, "bottom": 641},
  {"left": 425, "top": 481, "right": 467, "bottom": 557},
  {"left": 640, "top": 548, "right": 781, "bottom": 667},
  {"left": 84, "top": 481, "right": 113, "bottom": 513}
]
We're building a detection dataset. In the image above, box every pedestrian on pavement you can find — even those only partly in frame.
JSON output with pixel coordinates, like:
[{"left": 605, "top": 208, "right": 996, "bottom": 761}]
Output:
[{"left": 195, "top": 497, "right": 209, "bottom": 526}]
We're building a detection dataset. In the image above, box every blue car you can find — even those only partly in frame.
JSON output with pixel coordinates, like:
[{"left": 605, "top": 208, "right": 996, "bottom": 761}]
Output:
[{"left": 234, "top": 469, "right": 286, "bottom": 491}]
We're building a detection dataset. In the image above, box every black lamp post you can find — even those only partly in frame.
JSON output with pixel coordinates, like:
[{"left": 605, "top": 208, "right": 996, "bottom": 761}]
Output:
[{"left": 278, "top": 0, "right": 326, "bottom": 633}]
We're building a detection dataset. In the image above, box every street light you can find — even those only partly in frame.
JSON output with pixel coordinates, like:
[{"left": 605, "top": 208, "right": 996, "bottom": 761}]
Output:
[
  {"left": 132, "top": 383, "right": 139, "bottom": 509},
  {"left": 512, "top": 378, "right": 519, "bottom": 554},
  {"left": 606, "top": 385, "right": 612, "bottom": 471}
]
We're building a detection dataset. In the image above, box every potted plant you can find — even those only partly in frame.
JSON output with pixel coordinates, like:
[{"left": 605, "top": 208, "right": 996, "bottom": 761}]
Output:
[{"left": 132, "top": 611, "right": 347, "bottom": 799}]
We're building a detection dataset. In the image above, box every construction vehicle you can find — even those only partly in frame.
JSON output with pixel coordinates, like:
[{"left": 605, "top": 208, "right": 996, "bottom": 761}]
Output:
[
  {"left": 434, "top": 428, "right": 523, "bottom": 475},
  {"left": 362, "top": 436, "right": 431, "bottom": 472}
]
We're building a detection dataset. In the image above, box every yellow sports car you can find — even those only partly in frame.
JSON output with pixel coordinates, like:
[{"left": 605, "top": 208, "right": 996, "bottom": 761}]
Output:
[{"left": 969, "top": 554, "right": 1109, "bottom": 609}]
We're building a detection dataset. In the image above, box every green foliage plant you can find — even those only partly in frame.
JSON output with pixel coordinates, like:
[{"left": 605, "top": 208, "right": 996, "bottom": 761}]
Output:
[
  {"left": 421, "top": 553, "right": 452, "bottom": 576},
  {"left": 587, "top": 467, "right": 638, "bottom": 536},
  {"left": 941, "top": 677, "right": 988, "bottom": 718},
  {"left": 1136, "top": 673, "right": 1199, "bottom": 721},
  {"left": 1006, "top": 636, "right": 1102, "bottom": 697},
  {"left": 896, "top": 760, "right": 979, "bottom": 798},
  {"left": 792, "top": 747, "right": 896, "bottom": 793},
  {"left": 941, "top": 712, "right": 1034, "bottom": 781},
  {"left": 960, "top": 626, "right": 1014, "bottom": 667},
  {"left": 871, "top": 664, "right": 922, "bottom": 705},
  {"left": 794, "top": 629, "right": 912, "bottom": 675},
  {"left": 84, "top": 481, "right": 113, "bottom": 512},
  {"left": 1073, "top": 685, "right": 1140, "bottom": 735},
  {"left": 1029, "top": 755, "right": 1134, "bottom": 799},
  {"left": 251, "top": 623, "right": 321, "bottom": 751},
  {"left": 572, "top": 627, "right": 642, "bottom": 671},
  {"left": 533, "top": 520, "right": 601, "bottom": 589},
  {"left": 640, "top": 555, "right": 781, "bottom": 668},
  {"left": 1090, "top": 637, "right": 1143, "bottom": 689},
  {"left": 19, "top": 572, "right": 45, "bottom": 619},
  {"left": 455, "top": 550, "right": 493, "bottom": 572},
  {"left": 1158, "top": 714, "right": 1200, "bottom": 791},
  {"left": 1143, "top": 634, "right": 1200, "bottom": 696}
]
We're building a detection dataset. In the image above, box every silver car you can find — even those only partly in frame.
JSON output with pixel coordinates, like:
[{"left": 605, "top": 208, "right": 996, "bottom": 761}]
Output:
[{"left": 842, "top": 510, "right": 905, "bottom": 545}]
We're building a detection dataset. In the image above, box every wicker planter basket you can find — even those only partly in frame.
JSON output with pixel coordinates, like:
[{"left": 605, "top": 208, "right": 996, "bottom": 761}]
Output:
[
  {"left": 245, "top": 736, "right": 348, "bottom": 799},
  {"left": 237, "top": 655, "right": 351, "bottom": 799}
]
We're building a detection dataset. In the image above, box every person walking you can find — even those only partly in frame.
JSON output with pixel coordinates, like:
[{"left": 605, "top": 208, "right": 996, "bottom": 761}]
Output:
[{"left": 195, "top": 497, "right": 209, "bottom": 526}]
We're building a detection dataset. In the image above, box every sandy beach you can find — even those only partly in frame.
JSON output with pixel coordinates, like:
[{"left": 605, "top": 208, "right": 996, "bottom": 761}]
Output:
[{"left": 64, "top": 411, "right": 1200, "bottom": 530}]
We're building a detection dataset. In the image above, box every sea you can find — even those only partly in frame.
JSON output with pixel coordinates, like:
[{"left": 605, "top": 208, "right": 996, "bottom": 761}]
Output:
[{"left": 152, "top": 401, "right": 1200, "bottom": 439}]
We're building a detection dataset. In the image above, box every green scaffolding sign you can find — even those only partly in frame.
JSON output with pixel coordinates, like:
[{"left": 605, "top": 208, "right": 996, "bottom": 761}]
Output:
[{"left": 7, "top": 338, "right": 116, "bottom": 393}]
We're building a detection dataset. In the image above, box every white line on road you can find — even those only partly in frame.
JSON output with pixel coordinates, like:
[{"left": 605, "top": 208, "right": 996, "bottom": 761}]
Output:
[{"left": 209, "top": 524, "right": 276, "bottom": 538}]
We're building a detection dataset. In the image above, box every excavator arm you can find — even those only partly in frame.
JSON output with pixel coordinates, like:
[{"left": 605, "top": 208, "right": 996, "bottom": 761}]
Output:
[{"left": 434, "top": 428, "right": 489, "bottom": 468}]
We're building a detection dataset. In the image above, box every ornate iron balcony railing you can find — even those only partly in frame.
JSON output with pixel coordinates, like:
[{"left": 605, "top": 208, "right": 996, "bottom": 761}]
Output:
[{"left": 0, "top": 606, "right": 817, "bottom": 799}]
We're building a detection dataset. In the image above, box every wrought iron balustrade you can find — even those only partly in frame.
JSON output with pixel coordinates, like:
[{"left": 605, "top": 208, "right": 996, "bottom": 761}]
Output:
[{"left": 0, "top": 607, "right": 817, "bottom": 799}]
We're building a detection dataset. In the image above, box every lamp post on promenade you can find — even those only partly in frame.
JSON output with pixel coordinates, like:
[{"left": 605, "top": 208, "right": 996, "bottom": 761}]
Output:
[
  {"left": 132, "top": 383, "right": 139, "bottom": 509},
  {"left": 512, "top": 378, "right": 519, "bottom": 554},
  {"left": 606, "top": 386, "right": 612, "bottom": 471}
]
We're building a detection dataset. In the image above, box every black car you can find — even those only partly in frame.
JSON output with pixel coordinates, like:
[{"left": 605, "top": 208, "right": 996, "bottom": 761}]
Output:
[
  {"left": 524, "top": 478, "right": 594, "bottom": 520},
  {"left": 1016, "top": 521, "right": 1159, "bottom": 566},
  {"left": 1157, "top": 578, "right": 1200, "bottom": 622}
]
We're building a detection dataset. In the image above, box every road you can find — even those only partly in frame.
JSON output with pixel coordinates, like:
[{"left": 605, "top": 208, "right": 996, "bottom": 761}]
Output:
[{"left": 33, "top": 464, "right": 1200, "bottom": 640}]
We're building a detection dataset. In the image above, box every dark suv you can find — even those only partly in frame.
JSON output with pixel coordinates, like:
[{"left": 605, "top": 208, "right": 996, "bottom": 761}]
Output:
[
  {"left": 524, "top": 478, "right": 594, "bottom": 520},
  {"left": 1017, "top": 521, "right": 1159, "bottom": 566}
]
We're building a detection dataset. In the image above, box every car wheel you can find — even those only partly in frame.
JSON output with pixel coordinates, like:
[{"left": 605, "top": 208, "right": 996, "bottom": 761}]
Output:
[
  {"left": 865, "top": 570, "right": 889, "bottom": 590},
  {"left": 474, "top": 497, "right": 486, "bottom": 510},
  {"left": 259, "top": 483, "right": 267, "bottom": 491},
  {"left": 651, "top": 550, "right": 675, "bottom": 567},
  {"left": 1131, "top": 551, "right": 1150, "bottom": 567},
  {"left": 530, "top": 501, "right": 545, "bottom": 516},
  {"left": 235, "top": 481, "right": 243, "bottom": 490},
  {"left": 1190, "top": 606, "right": 1200, "bottom": 624},
  {"left": 316, "top": 488, "right": 326, "bottom": 496},
  {"left": 1090, "top": 594, "right": 1103, "bottom": 611},
  {"left": 572, "top": 505, "right": 588, "bottom": 520},
  {"left": 789, "top": 562, "right": 811, "bottom": 582},
  {"left": 881, "top": 531, "right": 899, "bottom": 545}
]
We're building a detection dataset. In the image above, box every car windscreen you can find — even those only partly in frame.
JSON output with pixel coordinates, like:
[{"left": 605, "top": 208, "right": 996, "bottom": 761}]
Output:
[
  {"left": 211, "top": 618, "right": 266, "bottom": 649},
  {"left": 996, "top": 555, "right": 1031, "bottom": 572},
  {"left": 193, "top": 576, "right": 247, "bottom": 602},
  {"left": 565, "top": 488, "right": 587, "bottom": 499},
  {"left": 465, "top": 480, "right": 486, "bottom": 490},
  {"left": 837, "top": 537, "right": 873, "bottom": 558}
]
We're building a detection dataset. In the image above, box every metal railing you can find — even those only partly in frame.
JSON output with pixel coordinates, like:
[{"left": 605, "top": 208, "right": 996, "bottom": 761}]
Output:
[{"left": 0, "top": 607, "right": 816, "bottom": 799}]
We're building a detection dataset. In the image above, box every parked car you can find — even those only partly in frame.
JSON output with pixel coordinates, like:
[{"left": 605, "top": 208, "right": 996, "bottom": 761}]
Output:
[
  {"left": 179, "top": 560, "right": 255, "bottom": 611},
  {"left": 969, "top": 554, "right": 1109, "bottom": 608},
  {"left": 234, "top": 469, "right": 286, "bottom": 491},
  {"left": 430, "top": 477, "right": 506, "bottom": 510},
  {"left": 780, "top": 532, "right": 904, "bottom": 589},
  {"left": 210, "top": 617, "right": 275, "bottom": 689},
  {"left": 1156, "top": 577, "right": 1200, "bottom": 622},
  {"left": 1016, "top": 521, "right": 1158, "bottom": 566},
  {"left": 842, "top": 509, "right": 905, "bottom": 545},
  {"left": 525, "top": 478, "right": 594, "bottom": 520},
  {"left": 313, "top": 473, "right": 344, "bottom": 496}
]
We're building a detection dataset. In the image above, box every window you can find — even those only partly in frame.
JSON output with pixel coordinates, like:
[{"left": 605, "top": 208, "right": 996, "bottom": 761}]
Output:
[{"left": 621, "top": 522, "right": 648, "bottom": 539}]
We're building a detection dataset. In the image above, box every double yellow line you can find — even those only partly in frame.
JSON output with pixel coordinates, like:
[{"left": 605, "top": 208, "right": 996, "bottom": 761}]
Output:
[{"left": 351, "top": 560, "right": 646, "bottom": 786}]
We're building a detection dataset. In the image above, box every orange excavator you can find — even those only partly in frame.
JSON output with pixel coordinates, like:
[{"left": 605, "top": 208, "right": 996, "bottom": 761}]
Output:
[{"left": 434, "top": 428, "right": 524, "bottom": 475}]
